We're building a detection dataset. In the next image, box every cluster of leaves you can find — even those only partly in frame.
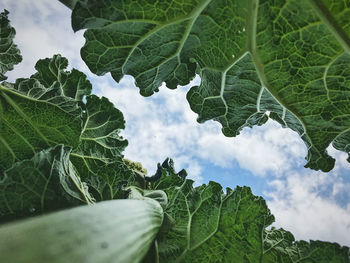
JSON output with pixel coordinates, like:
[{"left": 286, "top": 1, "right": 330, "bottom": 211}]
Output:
[
  {"left": 137, "top": 159, "right": 349, "bottom": 262},
  {"left": 61, "top": 0, "right": 350, "bottom": 173},
  {"left": 0, "top": 4, "right": 350, "bottom": 263},
  {"left": 0, "top": 10, "right": 132, "bottom": 219}
]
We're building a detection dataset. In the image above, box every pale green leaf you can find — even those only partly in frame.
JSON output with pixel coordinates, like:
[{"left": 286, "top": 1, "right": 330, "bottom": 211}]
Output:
[{"left": 0, "top": 199, "right": 163, "bottom": 263}]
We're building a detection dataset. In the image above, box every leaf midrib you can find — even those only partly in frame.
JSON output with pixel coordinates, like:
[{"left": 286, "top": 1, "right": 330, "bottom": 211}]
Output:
[
  {"left": 308, "top": 0, "right": 350, "bottom": 53},
  {"left": 175, "top": 188, "right": 239, "bottom": 262},
  {"left": 119, "top": 0, "right": 213, "bottom": 76}
]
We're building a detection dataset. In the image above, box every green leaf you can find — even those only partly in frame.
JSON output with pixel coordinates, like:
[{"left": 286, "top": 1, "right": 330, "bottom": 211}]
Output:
[
  {"left": 141, "top": 162, "right": 350, "bottom": 263},
  {"left": 69, "top": 95, "right": 130, "bottom": 199},
  {"left": 0, "top": 145, "right": 94, "bottom": 220},
  {"left": 68, "top": 0, "right": 350, "bottom": 172},
  {"left": 31, "top": 54, "right": 92, "bottom": 101},
  {"left": 0, "top": 10, "right": 22, "bottom": 81},
  {"left": 0, "top": 81, "right": 82, "bottom": 173},
  {"left": 0, "top": 199, "right": 163, "bottom": 263},
  {"left": 85, "top": 160, "right": 135, "bottom": 201},
  {"left": 157, "top": 182, "right": 275, "bottom": 262},
  {"left": 71, "top": 95, "right": 127, "bottom": 171},
  {"left": 146, "top": 158, "right": 187, "bottom": 190},
  {"left": 0, "top": 54, "right": 92, "bottom": 174},
  {"left": 263, "top": 228, "right": 350, "bottom": 262},
  {"left": 0, "top": 53, "right": 131, "bottom": 215}
]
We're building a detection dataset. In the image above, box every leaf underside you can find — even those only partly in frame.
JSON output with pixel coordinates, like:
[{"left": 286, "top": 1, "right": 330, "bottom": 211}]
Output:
[
  {"left": 69, "top": 94, "right": 129, "bottom": 198},
  {"left": 0, "top": 145, "right": 94, "bottom": 220},
  {"left": 0, "top": 54, "right": 129, "bottom": 219},
  {"left": 69, "top": 0, "right": 350, "bottom": 172},
  {"left": 0, "top": 54, "right": 91, "bottom": 174},
  {"left": 0, "top": 10, "right": 22, "bottom": 81},
  {"left": 142, "top": 159, "right": 350, "bottom": 263},
  {"left": 0, "top": 81, "right": 82, "bottom": 173}
]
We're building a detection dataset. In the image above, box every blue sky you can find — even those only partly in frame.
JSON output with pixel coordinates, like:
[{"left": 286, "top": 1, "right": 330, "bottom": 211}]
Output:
[{"left": 1, "top": 0, "right": 350, "bottom": 246}]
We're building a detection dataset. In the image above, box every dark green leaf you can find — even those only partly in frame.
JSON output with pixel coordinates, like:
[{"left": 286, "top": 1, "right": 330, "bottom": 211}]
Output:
[
  {"left": 86, "top": 161, "right": 134, "bottom": 201},
  {"left": 142, "top": 162, "right": 350, "bottom": 263},
  {"left": 0, "top": 81, "right": 82, "bottom": 173},
  {"left": 0, "top": 53, "right": 130, "bottom": 216},
  {"left": 71, "top": 95, "right": 127, "bottom": 170},
  {"left": 31, "top": 54, "right": 92, "bottom": 101},
  {"left": 69, "top": 95, "right": 130, "bottom": 199},
  {"left": 0, "top": 145, "right": 94, "bottom": 220},
  {"left": 0, "top": 10, "right": 22, "bottom": 81},
  {"left": 263, "top": 228, "right": 350, "bottom": 262},
  {"left": 68, "top": 0, "right": 350, "bottom": 172},
  {"left": 146, "top": 158, "right": 187, "bottom": 190},
  {"left": 0, "top": 54, "right": 92, "bottom": 174},
  {"left": 156, "top": 182, "right": 274, "bottom": 262}
]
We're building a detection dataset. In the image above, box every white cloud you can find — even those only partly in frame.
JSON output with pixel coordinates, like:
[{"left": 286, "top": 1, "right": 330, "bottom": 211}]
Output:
[
  {"left": 96, "top": 73, "right": 312, "bottom": 179},
  {"left": 196, "top": 120, "right": 307, "bottom": 176},
  {"left": 328, "top": 144, "right": 350, "bottom": 171},
  {"left": 267, "top": 170, "right": 350, "bottom": 246},
  {"left": 1, "top": 0, "right": 88, "bottom": 81},
  {"left": 95, "top": 75, "right": 206, "bottom": 181}
]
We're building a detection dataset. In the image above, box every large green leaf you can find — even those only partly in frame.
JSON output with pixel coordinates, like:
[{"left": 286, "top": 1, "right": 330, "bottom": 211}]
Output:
[
  {"left": 26, "top": 55, "right": 130, "bottom": 201},
  {"left": 141, "top": 161, "right": 350, "bottom": 262},
  {"left": 0, "top": 53, "right": 131, "bottom": 216},
  {"left": 0, "top": 54, "right": 93, "bottom": 173},
  {"left": 159, "top": 182, "right": 273, "bottom": 262},
  {"left": 0, "top": 10, "right": 22, "bottom": 81},
  {"left": 64, "top": 0, "right": 350, "bottom": 172},
  {"left": 83, "top": 160, "right": 135, "bottom": 201},
  {"left": 70, "top": 95, "right": 127, "bottom": 177},
  {"left": 69, "top": 94, "right": 130, "bottom": 200},
  {"left": 263, "top": 228, "right": 350, "bottom": 262},
  {"left": 0, "top": 145, "right": 94, "bottom": 220},
  {"left": 0, "top": 81, "right": 82, "bottom": 173}
]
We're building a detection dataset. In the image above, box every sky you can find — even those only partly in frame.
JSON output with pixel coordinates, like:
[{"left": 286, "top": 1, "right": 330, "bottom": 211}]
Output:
[{"left": 1, "top": 0, "right": 350, "bottom": 246}]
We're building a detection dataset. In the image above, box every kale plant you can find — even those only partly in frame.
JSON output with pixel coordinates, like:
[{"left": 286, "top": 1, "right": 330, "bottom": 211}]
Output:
[{"left": 0, "top": 2, "right": 350, "bottom": 262}]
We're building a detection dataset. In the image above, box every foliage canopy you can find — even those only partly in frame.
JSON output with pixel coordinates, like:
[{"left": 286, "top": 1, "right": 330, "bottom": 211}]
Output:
[
  {"left": 0, "top": 2, "right": 349, "bottom": 262},
  {"left": 65, "top": 0, "right": 350, "bottom": 172}
]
